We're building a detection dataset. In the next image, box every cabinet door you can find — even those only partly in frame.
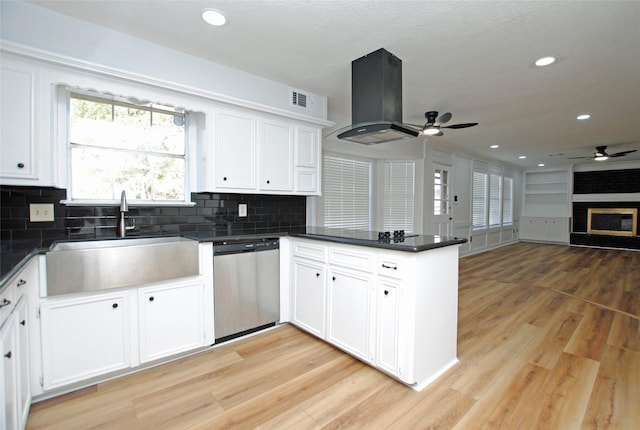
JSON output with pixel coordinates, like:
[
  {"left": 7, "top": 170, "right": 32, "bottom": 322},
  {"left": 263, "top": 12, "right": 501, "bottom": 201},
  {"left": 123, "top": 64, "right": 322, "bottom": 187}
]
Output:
[
  {"left": 260, "top": 118, "right": 294, "bottom": 191},
  {"left": 294, "top": 125, "right": 320, "bottom": 194},
  {"left": 327, "top": 267, "right": 373, "bottom": 362},
  {"left": 1, "top": 313, "right": 19, "bottom": 430},
  {"left": 376, "top": 279, "right": 399, "bottom": 375},
  {"left": 138, "top": 282, "right": 204, "bottom": 363},
  {"left": 15, "top": 298, "right": 30, "bottom": 429},
  {"left": 40, "top": 292, "right": 131, "bottom": 389},
  {"left": 215, "top": 108, "right": 257, "bottom": 190},
  {"left": 547, "top": 218, "right": 568, "bottom": 243},
  {"left": 0, "top": 65, "right": 37, "bottom": 180},
  {"left": 292, "top": 259, "right": 326, "bottom": 338}
]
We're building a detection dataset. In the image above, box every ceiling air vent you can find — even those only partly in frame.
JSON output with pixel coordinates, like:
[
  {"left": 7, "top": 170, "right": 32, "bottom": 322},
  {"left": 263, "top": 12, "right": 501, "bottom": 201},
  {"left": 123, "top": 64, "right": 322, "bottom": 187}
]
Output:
[{"left": 291, "top": 89, "right": 308, "bottom": 109}]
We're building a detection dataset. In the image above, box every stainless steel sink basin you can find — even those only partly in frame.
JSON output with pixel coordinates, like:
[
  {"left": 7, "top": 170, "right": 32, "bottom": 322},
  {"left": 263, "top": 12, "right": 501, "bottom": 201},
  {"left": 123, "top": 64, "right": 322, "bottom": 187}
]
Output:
[{"left": 46, "top": 237, "right": 200, "bottom": 296}]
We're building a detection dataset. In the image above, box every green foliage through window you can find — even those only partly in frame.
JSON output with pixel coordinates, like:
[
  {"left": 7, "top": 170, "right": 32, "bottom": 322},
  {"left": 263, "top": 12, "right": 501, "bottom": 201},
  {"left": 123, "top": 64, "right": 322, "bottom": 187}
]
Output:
[{"left": 69, "top": 92, "right": 187, "bottom": 201}]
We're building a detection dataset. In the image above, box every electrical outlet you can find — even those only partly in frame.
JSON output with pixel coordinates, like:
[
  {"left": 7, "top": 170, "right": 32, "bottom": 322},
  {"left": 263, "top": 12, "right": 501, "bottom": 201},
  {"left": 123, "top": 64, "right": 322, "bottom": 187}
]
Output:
[
  {"left": 29, "top": 203, "right": 55, "bottom": 222},
  {"left": 238, "top": 203, "right": 247, "bottom": 217}
]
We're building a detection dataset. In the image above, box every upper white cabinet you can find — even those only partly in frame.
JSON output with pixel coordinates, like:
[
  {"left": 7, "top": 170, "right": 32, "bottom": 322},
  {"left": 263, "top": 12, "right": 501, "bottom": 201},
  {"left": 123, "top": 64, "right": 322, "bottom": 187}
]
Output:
[
  {"left": 203, "top": 105, "right": 322, "bottom": 195},
  {"left": 259, "top": 117, "right": 294, "bottom": 192},
  {"left": 0, "top": 61, "right": 38, "bottom": 182},
  {"left": 214, "top": 107, "right": 258, "bottom": 190}
]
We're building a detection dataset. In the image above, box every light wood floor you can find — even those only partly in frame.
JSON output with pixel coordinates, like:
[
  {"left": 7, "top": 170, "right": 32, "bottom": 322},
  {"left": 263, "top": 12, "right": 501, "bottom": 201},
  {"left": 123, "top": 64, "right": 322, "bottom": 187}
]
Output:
[{"left": 27, "top": 242, "right": 640, "bottom": 429}]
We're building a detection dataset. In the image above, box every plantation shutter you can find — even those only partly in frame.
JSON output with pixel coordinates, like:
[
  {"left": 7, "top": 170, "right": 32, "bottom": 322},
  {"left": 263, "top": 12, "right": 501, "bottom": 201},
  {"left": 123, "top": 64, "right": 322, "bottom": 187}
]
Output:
[
  {"left": 472, "top": 171, "right": 488, "bottom": 230},
  {"left": 489, "top": 173, "right": 502, "bottom": 227}
]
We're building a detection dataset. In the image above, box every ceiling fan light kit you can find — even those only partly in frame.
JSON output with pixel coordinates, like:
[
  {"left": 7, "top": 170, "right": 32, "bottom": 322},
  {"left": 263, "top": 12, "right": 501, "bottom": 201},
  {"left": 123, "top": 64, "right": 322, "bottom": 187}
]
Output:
[
  {"left": 567, "top": 145, "right": 637, "bottom": 161},
  {"left": 411, "top": 110, "right": 479, "bottom": 137}
]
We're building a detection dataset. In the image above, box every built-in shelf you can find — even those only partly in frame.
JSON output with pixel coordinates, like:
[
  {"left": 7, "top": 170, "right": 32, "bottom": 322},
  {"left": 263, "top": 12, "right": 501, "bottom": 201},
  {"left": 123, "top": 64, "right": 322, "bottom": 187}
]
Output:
[{"left": 523, "top": 169, "right": 572, "bottom": 218}]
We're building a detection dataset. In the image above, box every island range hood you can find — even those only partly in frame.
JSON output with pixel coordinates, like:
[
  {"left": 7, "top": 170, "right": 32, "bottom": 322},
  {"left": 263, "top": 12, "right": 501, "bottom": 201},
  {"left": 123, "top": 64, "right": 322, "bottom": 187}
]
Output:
[{"left": 338, "top": 48, "right": 419, "bottom": 145}]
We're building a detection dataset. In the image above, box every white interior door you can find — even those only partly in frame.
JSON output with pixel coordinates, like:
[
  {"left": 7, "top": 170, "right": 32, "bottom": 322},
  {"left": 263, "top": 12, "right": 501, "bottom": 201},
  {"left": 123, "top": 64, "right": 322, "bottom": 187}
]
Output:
[{"left": 433, "top": 164, "right": 453, "bottom": 237}]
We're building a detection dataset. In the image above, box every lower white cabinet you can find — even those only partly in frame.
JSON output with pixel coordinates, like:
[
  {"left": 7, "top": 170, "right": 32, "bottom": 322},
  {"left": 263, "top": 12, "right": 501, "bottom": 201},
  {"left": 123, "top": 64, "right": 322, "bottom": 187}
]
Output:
[
  {"left": 2, "top": 312, "right": 19, "bottom": 430},
  {"left": 40, "top": 291, "right": 132, "bottom": 389},
  {"left": 326, "top": 267, "right": 373, "bottom": 362},
  {"left": 287, "top": 237, "right": 460, "bottom": 390},
  {"left": 138, "top": 281, "right": 204, "bottom": 363},
  {"left": 292, "top": 259, "right": 326, "bottom": 338},
  {"left": 40, "top": 278, "right": 210, "bottom": 391},
  {"left": 520, "top": 217, "right": 569, "bottom": 243}
]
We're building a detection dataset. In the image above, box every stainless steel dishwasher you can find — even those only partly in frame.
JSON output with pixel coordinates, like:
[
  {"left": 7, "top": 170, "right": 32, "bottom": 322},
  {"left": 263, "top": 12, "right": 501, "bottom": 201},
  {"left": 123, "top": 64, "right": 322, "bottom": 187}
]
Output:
[{"left": 213, "top": 238, "right": 280, "bottom": 342}]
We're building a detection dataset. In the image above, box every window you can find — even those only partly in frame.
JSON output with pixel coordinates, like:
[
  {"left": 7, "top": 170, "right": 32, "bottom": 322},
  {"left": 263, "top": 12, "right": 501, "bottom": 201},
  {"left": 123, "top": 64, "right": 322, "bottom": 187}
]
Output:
[
  {"left": 434, "top": 167, "right": 450, "bottom": 216},
  {"left": 503, "top": 177, "right": 513, "bottom": 225},
  {"left": 323, "top": 155, "right": 371, "bottom": 230},
  {"left": 69, "top": 91, "right": 187, "bottom": 202},
  {"left": 489, "top": 173, "right": 502, "bottom": 227},
  {"left": 384, "top": 161, "right": 415, "bottom": 233},
  {"left": 472, "top": 171, "right": 488, "bottom": 230}
]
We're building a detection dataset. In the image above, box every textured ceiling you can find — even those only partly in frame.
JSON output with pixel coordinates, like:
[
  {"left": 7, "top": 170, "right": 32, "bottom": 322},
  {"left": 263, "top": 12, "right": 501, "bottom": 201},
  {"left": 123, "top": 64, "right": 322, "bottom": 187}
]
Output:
[{"left": 27, "top": 0, "right": 640, "bottom": 168}]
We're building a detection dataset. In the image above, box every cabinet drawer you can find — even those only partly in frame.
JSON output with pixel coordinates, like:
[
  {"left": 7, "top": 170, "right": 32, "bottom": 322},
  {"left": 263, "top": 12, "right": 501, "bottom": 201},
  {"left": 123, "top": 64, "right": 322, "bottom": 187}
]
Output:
[
  {"left": 293, "top": 240, "right": 328, "bottom": 262},
  {"left": 329, "top": 247, "right": 374, "bottom": 272},
  {"left": 377, "top": 254, "right": 407, "bottom": 280}
]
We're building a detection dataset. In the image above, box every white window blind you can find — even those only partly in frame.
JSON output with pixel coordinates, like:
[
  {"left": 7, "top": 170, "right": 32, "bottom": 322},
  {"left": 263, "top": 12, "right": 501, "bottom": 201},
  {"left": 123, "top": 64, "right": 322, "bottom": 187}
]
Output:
[
  {"left": 323, "top": 155, "right": 371, "bottom": 230},
  {"left": 384, "top": 161, "right": 415, "bottom": 233},
  {"left": 503, "top": 177, "right": 513, "bottom": 225},
  {"left": 472, "top": 171, "right": 488, "bottom": 230},
  {"left": 489, "top": 173, "right": 502, "bottom": 227}
]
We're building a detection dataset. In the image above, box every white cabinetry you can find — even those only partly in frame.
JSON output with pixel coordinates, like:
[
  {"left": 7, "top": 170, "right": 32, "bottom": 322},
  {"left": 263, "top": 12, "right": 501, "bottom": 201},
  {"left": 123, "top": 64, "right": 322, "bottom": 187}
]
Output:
[
  {"left": 40, "top": 291, "right": 132, "bottom": 389},
  {"left": 205, "top": 105, "right": 322, "bottom": 195},
  {"left": 259, "top": 117, "right": 294, "bottom": 192},
  {"left": 1, "top": 256, "right": 40, "bottom": 430},
  {"left": 214, "top": 107, "right": 258, "bottom": 190},
  {"left": 520, "top": 217, "right": 569, "bottom": 243},
  {"left": 287, "top": 238, "right": 460, "bottom": 390},
  {"left": 294, "top": 125, "right": 321, "bottom": 195},
  {"left": 138, "top": 281, "right": 205, "bottom": 364},
  {"left": 0, "top": 61, "right": 37, "bottom": 181}
]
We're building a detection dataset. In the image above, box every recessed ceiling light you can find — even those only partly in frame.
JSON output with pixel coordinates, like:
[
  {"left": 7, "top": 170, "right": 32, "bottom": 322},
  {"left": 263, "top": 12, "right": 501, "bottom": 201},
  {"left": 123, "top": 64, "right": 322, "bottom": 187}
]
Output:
[
  {"left": 490, "top": 145, "right": 499, "bottom": 149},
  {"left": 535, "top": 56, "right": 556, "bottom": 67},
  {"left": 518, "top": 155, "right": 526, "bottom": 159},
  {"left": 538, "top": 163, "right": 545, "bottom": 167},
  {"left": 576, "top": 114, "right": 591, "bottom": 120},
  {"left": 202, "top": 9, "right": 226, "bottom": 26}
]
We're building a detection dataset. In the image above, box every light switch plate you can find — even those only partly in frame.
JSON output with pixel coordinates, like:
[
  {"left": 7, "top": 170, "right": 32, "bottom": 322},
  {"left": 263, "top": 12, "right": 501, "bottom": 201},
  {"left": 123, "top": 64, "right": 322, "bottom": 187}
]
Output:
[
  {"left": 238, "top": 203, "right": 247, "bottom": 217},
  {"left": 29, "top": 203, "right": 55, "bottom": 222}
]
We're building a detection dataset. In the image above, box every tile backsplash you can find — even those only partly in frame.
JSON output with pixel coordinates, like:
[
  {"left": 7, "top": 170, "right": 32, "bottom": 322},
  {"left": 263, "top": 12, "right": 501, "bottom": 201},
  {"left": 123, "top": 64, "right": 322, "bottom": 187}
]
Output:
[{"left": 0, "top": 186, "right": 306, "bottom": 245}]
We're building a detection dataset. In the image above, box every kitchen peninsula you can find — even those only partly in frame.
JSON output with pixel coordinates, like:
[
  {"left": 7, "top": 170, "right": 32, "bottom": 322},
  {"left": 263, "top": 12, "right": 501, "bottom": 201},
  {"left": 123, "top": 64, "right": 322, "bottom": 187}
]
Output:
[{"left": 282, "top": 228, "right": 466, "bottom": 391}]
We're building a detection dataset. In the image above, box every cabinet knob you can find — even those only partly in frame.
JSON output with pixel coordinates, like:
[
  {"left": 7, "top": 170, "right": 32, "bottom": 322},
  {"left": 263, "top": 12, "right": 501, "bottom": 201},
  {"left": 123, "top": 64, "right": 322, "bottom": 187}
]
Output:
[
  {"left": 384, "top": 290, "right": 389, "bottom": 296},
  {"left": 112, "top": 303, "right": 118, "bottom": 309},
  {"left": 149, "top": 296, "right": 155, "bottom": 302},
  {"left": 223, "top": 177, "right": 228, "bottom": 181},
  {"left": 20, "top": 320, "right": 26, "bottom": 326},
  {"left": 332, "top": 276, "right": 336, "bottom": 281},
  {"left": 316, "top": 273, "right": 320, "bottom": 277},
  {"left": 17, "top": 162, "right": 25, "bottom": 169},
  {"left": 0, "top": 298, "right": 11, "bottom": 308},
  {"left": 17, "top": 279, "right": 26, "bottom": 287},
  {"left": 266, "top": 180, "right": 270, "bottom": 184},
  {"left": 4, "top": 351, "right": 11, "bottom": 359}
]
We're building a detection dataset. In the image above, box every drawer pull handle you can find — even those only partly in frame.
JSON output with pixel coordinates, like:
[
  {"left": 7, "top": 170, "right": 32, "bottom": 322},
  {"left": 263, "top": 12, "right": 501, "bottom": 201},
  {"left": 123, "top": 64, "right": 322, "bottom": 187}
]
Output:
[
  {"left": 17, "top": 279, "right": 27, "bottom": 287},
  {"left": 382, "top": 264, "right": 398, "bottom": 270},
  {"left": 0, "top": 298, "right": 12, "bottom": 308}
]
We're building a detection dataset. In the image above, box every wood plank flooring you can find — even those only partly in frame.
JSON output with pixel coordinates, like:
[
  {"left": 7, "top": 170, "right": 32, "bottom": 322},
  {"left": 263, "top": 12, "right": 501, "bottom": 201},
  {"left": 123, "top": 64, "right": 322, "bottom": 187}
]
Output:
[{"left": 26, "top": 242, "right": 640, "bottom": 429}]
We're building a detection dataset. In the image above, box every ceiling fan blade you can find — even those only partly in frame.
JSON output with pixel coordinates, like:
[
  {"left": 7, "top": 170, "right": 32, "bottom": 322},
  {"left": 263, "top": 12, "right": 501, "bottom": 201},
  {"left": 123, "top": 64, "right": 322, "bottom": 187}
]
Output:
[
  {"left": 609, "top": 149, "right": 637, "bottom": 157},
  {"left": 567, "top": 156, "right": 592, "bottom": 159},
  {"left": 437, "top": 112, "right": 452, "bottom": 124},
  {"left": 442, "top": 122, "right": 479, "bottom": 129}
]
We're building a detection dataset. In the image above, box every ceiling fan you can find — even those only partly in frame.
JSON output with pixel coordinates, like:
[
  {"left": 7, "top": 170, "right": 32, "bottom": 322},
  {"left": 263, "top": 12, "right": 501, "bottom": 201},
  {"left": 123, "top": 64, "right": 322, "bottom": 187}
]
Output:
[
  {"left": 568, "top": 145, "right": 638, "bottom": 161},
  {"left": 409, "top": 111, "right": 479, "bottom": 136}
]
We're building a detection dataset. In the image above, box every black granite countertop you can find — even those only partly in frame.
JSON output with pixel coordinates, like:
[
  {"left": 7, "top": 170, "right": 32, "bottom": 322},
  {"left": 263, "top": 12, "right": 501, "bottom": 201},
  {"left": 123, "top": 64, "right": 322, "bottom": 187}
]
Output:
[
  {"left": 1, "top": 227, "right": 467, "bottom": 290},
  {"left": 287, "top": 227, "right": 467, "bottom": 252}
]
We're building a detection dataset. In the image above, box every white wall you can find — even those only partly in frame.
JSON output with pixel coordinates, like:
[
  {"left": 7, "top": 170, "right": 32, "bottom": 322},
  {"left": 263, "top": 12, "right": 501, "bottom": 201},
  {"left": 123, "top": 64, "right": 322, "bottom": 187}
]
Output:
[{"left": 0, "top": 1, "right": 327, "bottom": 121}]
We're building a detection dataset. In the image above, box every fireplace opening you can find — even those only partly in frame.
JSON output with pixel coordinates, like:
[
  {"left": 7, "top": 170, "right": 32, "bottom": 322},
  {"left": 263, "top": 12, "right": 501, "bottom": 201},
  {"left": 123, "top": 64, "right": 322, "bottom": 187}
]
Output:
[{"left": 587, "top": 208, "right": 638, "bottom": 237}]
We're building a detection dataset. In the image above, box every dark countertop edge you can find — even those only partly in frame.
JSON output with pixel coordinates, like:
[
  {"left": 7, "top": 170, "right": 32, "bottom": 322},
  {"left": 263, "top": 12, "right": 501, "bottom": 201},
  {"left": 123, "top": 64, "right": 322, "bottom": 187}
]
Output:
[{"left": 288, "top": 233, "right": 468, "bottom": 252}]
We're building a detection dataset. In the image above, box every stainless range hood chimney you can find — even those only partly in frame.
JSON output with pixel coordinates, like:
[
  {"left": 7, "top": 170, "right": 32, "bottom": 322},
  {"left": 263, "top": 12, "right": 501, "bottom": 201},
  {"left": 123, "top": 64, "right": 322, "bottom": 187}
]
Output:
[{"left": 338, "top": 48, "right": 419, "bottom": 145}]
